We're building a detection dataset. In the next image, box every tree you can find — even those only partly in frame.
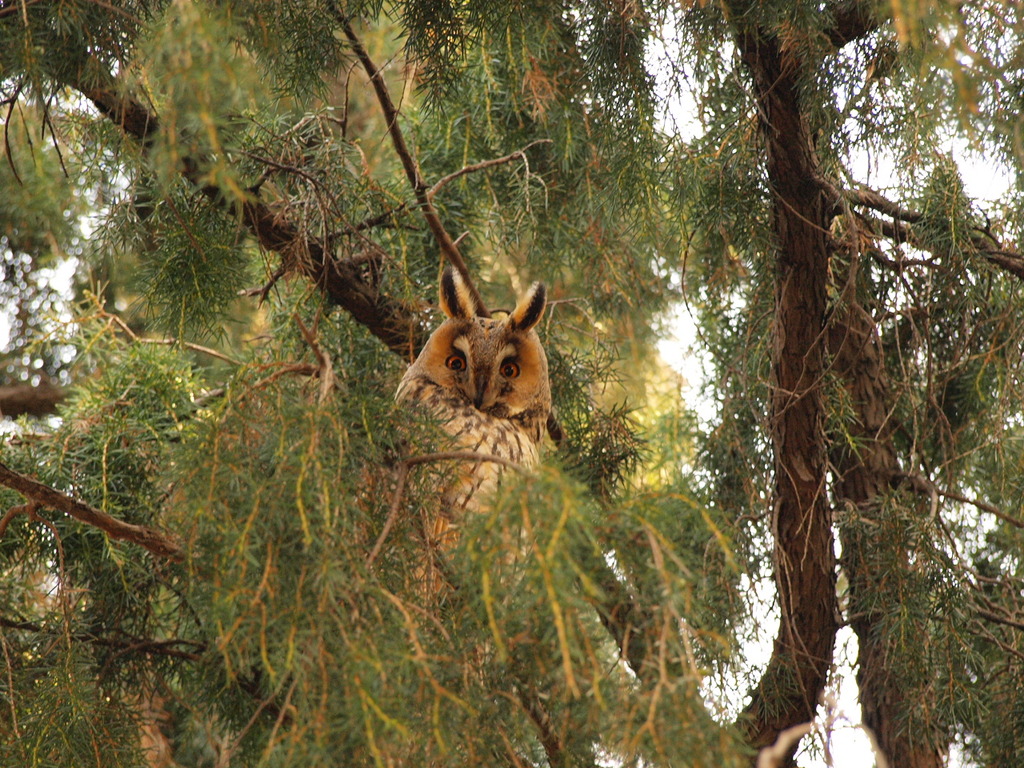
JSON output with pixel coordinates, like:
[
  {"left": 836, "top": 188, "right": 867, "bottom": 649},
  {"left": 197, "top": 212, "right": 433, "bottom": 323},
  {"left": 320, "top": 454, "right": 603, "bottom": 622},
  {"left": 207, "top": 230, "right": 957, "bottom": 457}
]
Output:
[{"left": 2, "top": 1, "right": 1024, "bottom": 767}]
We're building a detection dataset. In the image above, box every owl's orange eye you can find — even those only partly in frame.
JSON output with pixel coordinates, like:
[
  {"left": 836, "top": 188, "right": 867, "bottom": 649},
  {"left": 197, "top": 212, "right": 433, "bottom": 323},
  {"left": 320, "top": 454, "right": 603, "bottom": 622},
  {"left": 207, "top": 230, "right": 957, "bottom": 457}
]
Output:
[
  {"left": 446, "top": 353, "right": 466, "bottom": 371},
  {"left": 501, "top": 360, "right": 520, "bottom": 378}
]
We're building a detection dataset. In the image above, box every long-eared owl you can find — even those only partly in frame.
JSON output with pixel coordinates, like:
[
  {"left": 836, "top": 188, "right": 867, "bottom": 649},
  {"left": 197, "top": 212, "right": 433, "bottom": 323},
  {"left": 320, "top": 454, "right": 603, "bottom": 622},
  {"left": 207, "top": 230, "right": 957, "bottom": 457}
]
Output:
[{"left": 396, "top": 266, "right": 551, "bottom": 552}]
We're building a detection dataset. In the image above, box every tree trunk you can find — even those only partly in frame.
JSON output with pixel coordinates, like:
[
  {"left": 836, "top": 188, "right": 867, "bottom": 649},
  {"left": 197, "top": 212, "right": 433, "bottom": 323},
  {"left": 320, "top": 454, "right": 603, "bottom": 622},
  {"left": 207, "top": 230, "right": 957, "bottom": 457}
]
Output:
[
  {"left": 828, "top": 292, "right": 946, "bottom": 768},
  {"left": 736, "top": 27, "right": 838, "bottom": 759}
]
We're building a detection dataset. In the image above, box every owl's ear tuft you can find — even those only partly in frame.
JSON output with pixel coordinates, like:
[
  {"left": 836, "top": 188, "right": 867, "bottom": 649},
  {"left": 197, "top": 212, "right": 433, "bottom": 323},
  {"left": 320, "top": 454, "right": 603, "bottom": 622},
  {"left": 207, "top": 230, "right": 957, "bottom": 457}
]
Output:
[
  {"left": 508, "top": 281, "right": 546, "bottom": 332},
  {"left": 439, "top": 266, "right": 476, "bottom": 320}
]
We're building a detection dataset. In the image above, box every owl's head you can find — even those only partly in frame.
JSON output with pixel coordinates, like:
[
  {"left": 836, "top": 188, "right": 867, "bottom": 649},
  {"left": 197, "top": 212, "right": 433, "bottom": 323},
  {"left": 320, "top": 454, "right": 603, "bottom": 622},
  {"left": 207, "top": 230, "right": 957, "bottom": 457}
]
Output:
[{"left": 404, "top": 267, "right": 550, "bottom": 420}]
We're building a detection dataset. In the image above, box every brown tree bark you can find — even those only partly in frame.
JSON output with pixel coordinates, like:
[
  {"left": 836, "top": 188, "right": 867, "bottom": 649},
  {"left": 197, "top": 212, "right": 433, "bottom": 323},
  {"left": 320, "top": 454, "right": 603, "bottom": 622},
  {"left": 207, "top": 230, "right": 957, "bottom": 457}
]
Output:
[
  {"left": 0, "top": 381, "right": 65, "bottom": 418},
  {"left": 0, "top": 461, "right": 183, "bottom": 560},
  {"left": 735, "top": 27, "right": 838, "bottom": 758},
  {"left": 827, "top": 289, "right": 946, "bottom": 768}
]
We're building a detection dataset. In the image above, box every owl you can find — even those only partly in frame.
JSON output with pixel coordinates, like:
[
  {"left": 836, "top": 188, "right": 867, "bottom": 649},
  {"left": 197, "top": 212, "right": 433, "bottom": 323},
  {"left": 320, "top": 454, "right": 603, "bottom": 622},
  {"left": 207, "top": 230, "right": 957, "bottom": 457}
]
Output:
[{"left": 396, "top": 266, "right": 551, "bottom": 568}]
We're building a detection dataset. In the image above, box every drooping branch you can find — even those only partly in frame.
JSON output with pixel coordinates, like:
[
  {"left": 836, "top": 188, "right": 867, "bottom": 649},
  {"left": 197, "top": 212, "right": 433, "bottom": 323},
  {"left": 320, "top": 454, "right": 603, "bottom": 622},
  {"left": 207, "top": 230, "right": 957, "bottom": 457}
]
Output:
[
  {"left": 0, "top": 461, "right": 183, "bottom": 561},
  {"left": 427, "top": 140, "right": 551, "bottom": 201}
]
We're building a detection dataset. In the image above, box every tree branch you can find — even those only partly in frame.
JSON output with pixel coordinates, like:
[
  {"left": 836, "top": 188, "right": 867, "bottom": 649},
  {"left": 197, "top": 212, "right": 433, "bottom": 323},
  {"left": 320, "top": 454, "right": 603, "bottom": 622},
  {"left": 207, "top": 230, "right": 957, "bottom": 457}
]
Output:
[
  {"left": 0, "top": 461, "right": 183, "bottom": 561},
  {"left": 981, "top": 250, "right": 1024, "bottom": 281},
  {"left": 735, "top": 21, "right": 838, "bottom": 759},
  {"left": 897, "top": 472, "right": 1024, "bottom": 529},
  {"left": 825, "top": 242, "right": 945, "bottom": 768},
  {"left": 832, "top": 182, "right": 923, "bottom": 224},
  {"left": 0, "top": 616, "right": 204, "bottom": 660},
  {"left": 336, "top": 12, "right": 491, "bottom": 318},
  {"left": 515, "top": 684, "right": 569, "bottom": 768},
  {"left": 0, "top": 381, "right": 65, "bottom": 419},
  {"left": 821, "top": 177, "right": 1024, "bottom": 282},
  {"left": 64, "top": 70, "right": 425, "bottom": 359},
  {"left": 975, "top": 608, "right": 1024, "bottom": 633},
  {"left": 825, "top": 0, "right": 882, "bottom": 50},
  {"left": 77, "top": 83, "right": 159, "bottom": 147},
  {"left": 757, "top": 723, "right": 815, "bottom": 768}
]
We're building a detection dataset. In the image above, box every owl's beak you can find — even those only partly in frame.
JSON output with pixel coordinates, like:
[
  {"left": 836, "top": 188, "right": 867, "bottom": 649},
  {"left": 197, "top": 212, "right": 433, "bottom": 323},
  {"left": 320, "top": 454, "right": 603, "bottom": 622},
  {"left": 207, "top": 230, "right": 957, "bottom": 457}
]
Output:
[{"left": 473, "top": 377, "right": 497, "bottom": 411}]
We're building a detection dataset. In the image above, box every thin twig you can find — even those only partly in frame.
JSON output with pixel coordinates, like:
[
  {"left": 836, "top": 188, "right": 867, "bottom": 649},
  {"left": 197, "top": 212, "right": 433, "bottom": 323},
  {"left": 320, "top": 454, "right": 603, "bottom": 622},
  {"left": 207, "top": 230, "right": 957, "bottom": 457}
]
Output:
[
  {"left": 969, "top": 619, "right": 1024, "bottom": 663},
  {"left": 192, "top": 388, "right": 226, "bottom": 409},
  {"left": 138, "top": 337, "right": 240, "bottom": 365},
  {"left": 259, "top": 675, "right": 299, "bottom": 760},
  {"left": 250, "top": 362, "right": 319, "bottom": 391},
  {"left": 899, "top": 472, "right": 1024, "bottom": 529},
  {"left": 366, "top": 464, "right": 411, "bottom": 569},
  {"left": 294, "top": 314, "right": 336, "bottom": 404},
  {"left": 1, "top": 631, "right": 20, "bottom": 738},
  {"left": 0, "top": 461, "right": 183, "bottom": 561},
  {"left": 239, "top": 149, "right": 325, "bottom": 190},
  {"left": 426, "top": 139, "right": 552, "bottom": 201},
  {"left": 345, "top": 203, "right": 409, "bottom": 234},
  {"left": 40, "top": 92, "right": 69, "bottom": 178},
  {"left": 225, "top": 675, "right": 296, "bottom": 761},
  {"left": 0, "top": 501, "right": 37, "bottom": 538},
  {"left": 107, "top": 313, "right": 241, "bottom": 365},
  {"left": 3, "top": 80, "right": 25, "bottom": 185}
]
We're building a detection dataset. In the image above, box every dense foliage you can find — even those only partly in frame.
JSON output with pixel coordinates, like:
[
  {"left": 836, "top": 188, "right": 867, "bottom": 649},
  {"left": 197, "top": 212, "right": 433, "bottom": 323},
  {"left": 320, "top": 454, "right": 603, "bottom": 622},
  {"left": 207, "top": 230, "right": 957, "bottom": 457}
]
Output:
[{"left": 2, "top": 2, "right": 1024, "bottom": 767}]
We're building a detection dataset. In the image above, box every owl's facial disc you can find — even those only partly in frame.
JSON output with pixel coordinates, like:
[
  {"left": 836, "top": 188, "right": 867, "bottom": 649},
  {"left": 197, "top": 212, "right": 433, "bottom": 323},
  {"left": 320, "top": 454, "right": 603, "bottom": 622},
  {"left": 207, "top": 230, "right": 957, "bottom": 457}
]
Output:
[
  {"left": 471, "top": 344, "right": 524, "bottom": 416},
  {"left": 445, "top": 332, "right": 523, "bottom": 415}
]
